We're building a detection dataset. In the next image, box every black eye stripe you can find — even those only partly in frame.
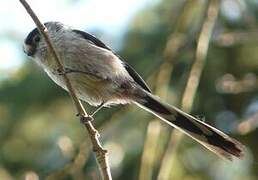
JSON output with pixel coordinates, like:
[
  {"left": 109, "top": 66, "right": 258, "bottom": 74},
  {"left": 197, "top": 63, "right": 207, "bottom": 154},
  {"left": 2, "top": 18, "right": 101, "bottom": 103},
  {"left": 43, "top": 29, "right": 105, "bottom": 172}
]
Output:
[
  {"left": 25, "top": 28, "right": 39, "bottom": 45},
  {"left": 25, "top": 22, "right": 63, "bottom": 45}
]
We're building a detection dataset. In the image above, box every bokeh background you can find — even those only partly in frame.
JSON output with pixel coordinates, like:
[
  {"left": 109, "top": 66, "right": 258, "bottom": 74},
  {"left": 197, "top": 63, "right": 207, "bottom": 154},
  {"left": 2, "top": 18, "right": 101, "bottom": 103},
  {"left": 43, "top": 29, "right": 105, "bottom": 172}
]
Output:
[{"left": 1, "top": 0, "right": 258, "bottom": 179}]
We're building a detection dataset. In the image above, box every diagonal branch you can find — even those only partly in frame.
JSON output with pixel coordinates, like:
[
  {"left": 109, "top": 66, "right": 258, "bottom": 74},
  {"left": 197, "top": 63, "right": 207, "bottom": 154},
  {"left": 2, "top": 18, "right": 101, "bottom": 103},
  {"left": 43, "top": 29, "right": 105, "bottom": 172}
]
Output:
[
  {"left": 139, "top": 1, "right": 193, "bottom": 179},
  {"left": 157, "top": 0, "right": 219, "bottom": 179},
  {"left": 19, "top": 0, "right": 112, "bottom": 179}
]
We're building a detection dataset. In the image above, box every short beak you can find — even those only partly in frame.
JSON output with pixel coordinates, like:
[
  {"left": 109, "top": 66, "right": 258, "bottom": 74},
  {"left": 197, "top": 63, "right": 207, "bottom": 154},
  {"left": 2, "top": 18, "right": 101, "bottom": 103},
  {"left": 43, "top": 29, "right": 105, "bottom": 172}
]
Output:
[{"left": 23, "top": 44, "right": 35, "bottom": 56}]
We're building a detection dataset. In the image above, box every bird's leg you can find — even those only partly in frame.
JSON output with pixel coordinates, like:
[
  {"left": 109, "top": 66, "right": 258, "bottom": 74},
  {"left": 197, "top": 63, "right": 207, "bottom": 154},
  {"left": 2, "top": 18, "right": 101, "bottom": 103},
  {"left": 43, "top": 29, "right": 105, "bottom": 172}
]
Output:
[
  {"left": 90, "top": 102, "right": 105, "bottom": 117},
  {"left": 80, "top": 102, "right": 105, "bottom": 124}
]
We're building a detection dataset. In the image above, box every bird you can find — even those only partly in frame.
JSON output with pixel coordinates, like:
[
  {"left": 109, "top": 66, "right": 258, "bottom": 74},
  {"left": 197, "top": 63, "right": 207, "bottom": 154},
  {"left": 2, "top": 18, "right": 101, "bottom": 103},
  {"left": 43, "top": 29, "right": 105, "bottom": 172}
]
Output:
[{"left": 23, "top": 21, "right": 244, "bottom": 160}]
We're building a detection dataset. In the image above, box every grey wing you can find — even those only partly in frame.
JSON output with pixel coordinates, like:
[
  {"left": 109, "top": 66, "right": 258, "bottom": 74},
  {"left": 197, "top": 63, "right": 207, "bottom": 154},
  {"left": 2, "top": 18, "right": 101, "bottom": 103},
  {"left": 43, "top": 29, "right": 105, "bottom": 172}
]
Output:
[
  {"left": 72, "top": 30, "right": 112, "bottom": 50},
  {"left": 72, "top": 29, "right": 151, "bottom": 93},
  {"left": 61, "top": 68, "right": 104, "bottom": 80},
  {"left": 123, "top": 62, "right": 151, "bottom": 93}
]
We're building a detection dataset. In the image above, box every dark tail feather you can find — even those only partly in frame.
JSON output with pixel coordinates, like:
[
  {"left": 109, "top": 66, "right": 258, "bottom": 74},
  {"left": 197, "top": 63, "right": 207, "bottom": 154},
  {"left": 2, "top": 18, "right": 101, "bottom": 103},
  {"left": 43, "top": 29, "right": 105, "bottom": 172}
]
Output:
[{"left": 134, "top": 91, "right": 245, "bottom": 160}]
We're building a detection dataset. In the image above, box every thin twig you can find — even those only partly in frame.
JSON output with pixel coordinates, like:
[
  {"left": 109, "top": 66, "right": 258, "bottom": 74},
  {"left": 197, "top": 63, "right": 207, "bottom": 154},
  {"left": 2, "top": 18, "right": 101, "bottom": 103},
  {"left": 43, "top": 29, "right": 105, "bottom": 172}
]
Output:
[
  {"left": 138, "top": 31, "right": 183, "bottom": 180},
  {"left": 19, "top": 0, "right": 112, "bottom": 179},
  {"left": 139, "top": 1, "right": 192, "bottom": 179},
  {"left": 182, "top": 0, "right": 219, "bottom": 112},
  {"left": 138, "top": 121, "right": 161, "bottom": 180},
  {"left": 157, "top": 0, "right": 219, "bottom": 179},
  {"left": 47, "top": 106, "right": 131, "bottom": 179}
]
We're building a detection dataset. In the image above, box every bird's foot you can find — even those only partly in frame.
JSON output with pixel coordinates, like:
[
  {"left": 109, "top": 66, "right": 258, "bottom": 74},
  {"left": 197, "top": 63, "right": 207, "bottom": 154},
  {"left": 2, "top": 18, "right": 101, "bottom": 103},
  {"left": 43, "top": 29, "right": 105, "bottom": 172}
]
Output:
[
  {"left": 80, "top": 115, "right": 94, "bottom": 124},
  {"left": 79, "top": 102, "right": 105, "bottom": 124}
]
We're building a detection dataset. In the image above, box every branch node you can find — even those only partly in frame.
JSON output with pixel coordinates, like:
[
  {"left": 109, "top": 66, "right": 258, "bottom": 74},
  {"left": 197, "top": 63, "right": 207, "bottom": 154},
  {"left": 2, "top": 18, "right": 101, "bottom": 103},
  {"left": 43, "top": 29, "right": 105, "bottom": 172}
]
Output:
[{"left": 80, "top": 115, "right": 94, "bottom": 124}]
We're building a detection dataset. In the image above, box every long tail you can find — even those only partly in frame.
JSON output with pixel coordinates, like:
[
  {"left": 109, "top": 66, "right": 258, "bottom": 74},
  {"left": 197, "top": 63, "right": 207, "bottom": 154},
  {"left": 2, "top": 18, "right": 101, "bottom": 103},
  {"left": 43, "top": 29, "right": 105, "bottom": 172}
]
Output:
[{"left": 134, "top": 90, "right": 244, "bottom": 160}]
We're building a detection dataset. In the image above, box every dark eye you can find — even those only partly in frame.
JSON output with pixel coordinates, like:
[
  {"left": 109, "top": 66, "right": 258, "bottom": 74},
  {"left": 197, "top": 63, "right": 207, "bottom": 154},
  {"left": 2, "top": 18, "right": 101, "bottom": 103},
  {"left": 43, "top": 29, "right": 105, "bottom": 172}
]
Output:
[{"left": 33, "top": 35, "right": 40, "bottom": 43}]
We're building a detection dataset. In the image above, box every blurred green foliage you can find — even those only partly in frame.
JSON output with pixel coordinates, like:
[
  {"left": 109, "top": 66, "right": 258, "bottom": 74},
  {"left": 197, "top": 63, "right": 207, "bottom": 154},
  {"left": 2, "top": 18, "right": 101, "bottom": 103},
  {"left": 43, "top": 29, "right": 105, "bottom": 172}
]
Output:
[{"left": 1, "top": 0, "right": 258, "bottom": 179}]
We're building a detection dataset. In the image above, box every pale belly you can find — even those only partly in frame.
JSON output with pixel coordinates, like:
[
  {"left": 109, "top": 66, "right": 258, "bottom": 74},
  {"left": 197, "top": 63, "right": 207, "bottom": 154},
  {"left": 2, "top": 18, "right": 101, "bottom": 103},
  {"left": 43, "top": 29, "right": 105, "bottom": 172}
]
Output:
[{"left": 45, "top": 69, "right": 131, "bottom": 106}]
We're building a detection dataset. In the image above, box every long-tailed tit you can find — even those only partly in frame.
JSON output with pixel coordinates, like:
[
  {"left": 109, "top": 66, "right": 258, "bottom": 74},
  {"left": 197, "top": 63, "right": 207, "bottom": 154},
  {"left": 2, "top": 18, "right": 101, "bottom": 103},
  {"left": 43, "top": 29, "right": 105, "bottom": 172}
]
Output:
[{"left": 23, "top": 22, "right": 244, "bottom": 160}]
